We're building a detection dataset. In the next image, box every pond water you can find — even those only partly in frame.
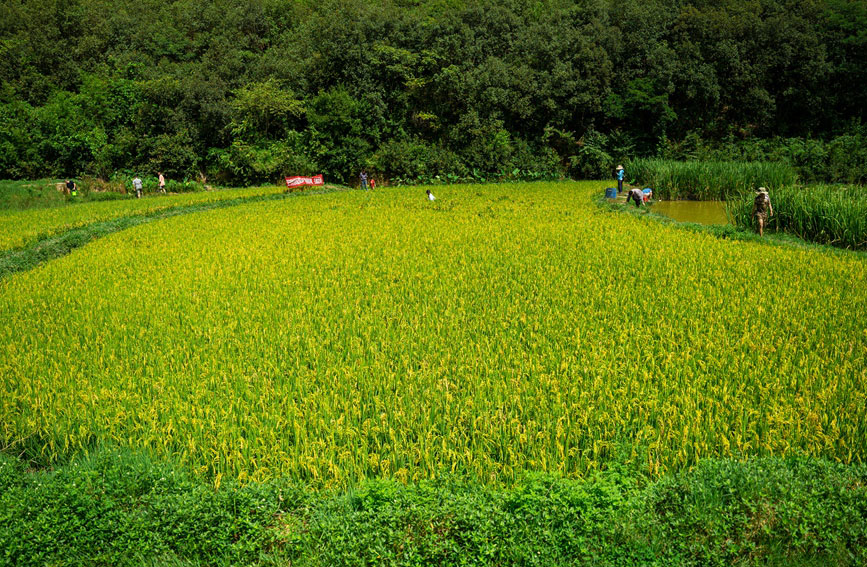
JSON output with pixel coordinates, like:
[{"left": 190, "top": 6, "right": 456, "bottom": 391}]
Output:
[{"left": 651, "top": 200, "right": 730, "bottom": 225}]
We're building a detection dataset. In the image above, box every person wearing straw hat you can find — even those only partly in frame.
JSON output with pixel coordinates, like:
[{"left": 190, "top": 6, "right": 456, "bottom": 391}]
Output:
[
  {"left": 615, "top": 165, "right": 625, "bottom": 193},
  {"left": 753, "top": 187, "right": 774, "bottom": 236}
]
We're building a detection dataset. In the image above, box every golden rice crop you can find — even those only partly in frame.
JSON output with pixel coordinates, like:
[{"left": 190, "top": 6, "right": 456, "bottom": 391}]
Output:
[
  {"left": 1, "top": 181, "right": 865, "bottom": 486},
  {"left": 0, "top": 185, "right": 287, "bottom": 251}
]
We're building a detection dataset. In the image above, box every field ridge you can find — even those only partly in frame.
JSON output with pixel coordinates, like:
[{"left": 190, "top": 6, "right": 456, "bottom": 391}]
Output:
[{"left": 0, "top": 186, "right": 343, "bottom": 282}]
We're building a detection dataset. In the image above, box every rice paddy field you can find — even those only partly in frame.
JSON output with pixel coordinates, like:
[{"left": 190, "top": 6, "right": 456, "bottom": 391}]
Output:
[
  {"left": 0, "top": 184, "right": 287, "bottom": 251},
  {"left": 1, "top": 181, "right": 866, "bottom": 487}
]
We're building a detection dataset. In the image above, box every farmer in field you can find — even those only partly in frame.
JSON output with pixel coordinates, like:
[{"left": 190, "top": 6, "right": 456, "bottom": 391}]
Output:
[
  {"left": 132, "top": 175, "right": 143, "bottom": 198},
  {"left": 753, "top": 187, "right": 774, "bottom": 236},
  {"left": 615, "top": 165, "right": 625, "bottom": 193},
  {"left": 426, "top": 189, "right": 435, "bottom": 201},
  {"left": 626, "top": 187, "right": 645, "bottom": 208},
  {"left": 158, "top": 172, "right": 166, "bottom": 193},
  {"left": 360, "top": 170, "right": 368, "bottom": 190},
  {"left": 65, "top": 179, "right": 76, "bottom": 196}
]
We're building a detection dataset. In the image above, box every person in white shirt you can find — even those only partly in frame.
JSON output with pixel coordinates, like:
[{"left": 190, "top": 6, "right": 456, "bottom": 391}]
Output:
[
  {"left": 132, "top": 176, "right": 143, "bottom": 198},
  {"left": 426, "top": 189, "right": 435, "bottom": 201}
]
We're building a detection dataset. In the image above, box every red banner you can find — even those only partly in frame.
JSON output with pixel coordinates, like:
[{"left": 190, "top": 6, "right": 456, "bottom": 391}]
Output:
[{"left": 285, "top": 175, "right": 324, "bottom": 188}]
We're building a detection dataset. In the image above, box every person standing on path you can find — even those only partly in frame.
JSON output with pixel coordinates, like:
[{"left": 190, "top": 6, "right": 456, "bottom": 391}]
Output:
[
  {"left": 360, "top": 170, "right": 368, "bottom": 190},
  {"left": 132, "top": 176, "right": 143, "bottom": 199},
  {"left": 158, "top": 172, "right": 166, "bottom": 193},
  {"left": 616, "top": 165, "right": 625, "bottom": 194},
  {"left": 753, "top": 187, "right": 774, "bottom": 236}
]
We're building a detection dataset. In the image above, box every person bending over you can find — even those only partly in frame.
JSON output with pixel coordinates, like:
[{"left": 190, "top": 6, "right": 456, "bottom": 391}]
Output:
[{"left": 626, "top": 188, "right": 644, "bottom": 208}]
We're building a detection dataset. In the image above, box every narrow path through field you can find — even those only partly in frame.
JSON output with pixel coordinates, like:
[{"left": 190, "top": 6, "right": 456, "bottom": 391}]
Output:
[{"left": 0, "top": 186, "right": 344, "bottom": 282}]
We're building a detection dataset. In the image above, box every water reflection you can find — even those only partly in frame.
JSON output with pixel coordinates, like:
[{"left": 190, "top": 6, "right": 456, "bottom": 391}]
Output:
[{"left": 652, "top": 200, "right": 729, "bottom": 225}]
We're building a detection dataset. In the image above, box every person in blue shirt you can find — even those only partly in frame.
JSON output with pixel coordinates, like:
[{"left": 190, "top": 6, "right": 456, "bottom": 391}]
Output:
[{"left": 615, "top": 165, "right": 625, "bottom": 193}]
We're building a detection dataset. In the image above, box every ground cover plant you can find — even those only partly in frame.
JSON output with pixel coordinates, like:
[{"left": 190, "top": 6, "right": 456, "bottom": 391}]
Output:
[
  {"left": 727, "top": 184, "right": 867, "bottom": 251},
  {"left": 626, "top": 159, "right": 798, "bottom": 200},
  {"left": 0, "top": 184, "right": 289, "bottom": 251},
  {"left": 1, "top": 449, "right": 864, "bottom": 566},
  {"left": 1, "top": 182, "right": 864, "bottom": 486}
]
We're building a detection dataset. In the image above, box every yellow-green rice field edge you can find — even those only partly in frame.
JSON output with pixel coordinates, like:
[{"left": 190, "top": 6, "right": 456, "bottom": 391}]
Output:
[
  {"left": 1, "top": 181, "right": 865, "bottom": 487},
  {"left": 0, "top": 185, "right": 290, "bottom": 252}
]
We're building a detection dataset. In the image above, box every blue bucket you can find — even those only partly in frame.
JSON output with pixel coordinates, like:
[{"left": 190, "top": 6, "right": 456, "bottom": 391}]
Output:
[{"left": 605, "top": 187, "right": 617, "bottom": 199}]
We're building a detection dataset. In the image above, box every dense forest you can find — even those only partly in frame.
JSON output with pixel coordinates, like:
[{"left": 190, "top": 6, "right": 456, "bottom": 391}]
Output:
[{"left": 1, "top": 0, "right": 865, "bottom": 185}]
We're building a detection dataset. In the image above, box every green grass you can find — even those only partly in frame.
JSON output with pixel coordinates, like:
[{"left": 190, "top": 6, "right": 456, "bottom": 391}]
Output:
[
  {"left": 627, "top": 159, "right": 798, "bottom": 200},
  {"left": 0, "top": 179, "right": 74, "bottom": 209},
  {"left": 0, "top": 178, "right": 208, "bottom": 211}
]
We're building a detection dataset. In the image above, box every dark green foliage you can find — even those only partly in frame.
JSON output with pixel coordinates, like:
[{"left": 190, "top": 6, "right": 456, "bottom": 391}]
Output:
[
  {"left": 1, "top": 450, "right": 865, "bottom": 566},
  {"left": 659, "top": 128, "right": 867, "bottom": 185},
  {"left": 0, "top": 0, "right": 864, "bottom": 184}
]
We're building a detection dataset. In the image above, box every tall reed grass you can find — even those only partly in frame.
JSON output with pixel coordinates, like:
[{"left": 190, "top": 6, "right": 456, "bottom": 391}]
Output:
[
  {"left": 627, "top": 159, "right": 798, "bottom": 200},
  {"left": 727, "top": 184, "right": 867, "bottom": 250}
]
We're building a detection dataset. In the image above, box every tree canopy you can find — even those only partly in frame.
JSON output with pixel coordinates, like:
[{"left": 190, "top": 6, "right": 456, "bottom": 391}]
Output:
[{"left": 1, "top": 0, "right": 865, "bottom": 184}]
